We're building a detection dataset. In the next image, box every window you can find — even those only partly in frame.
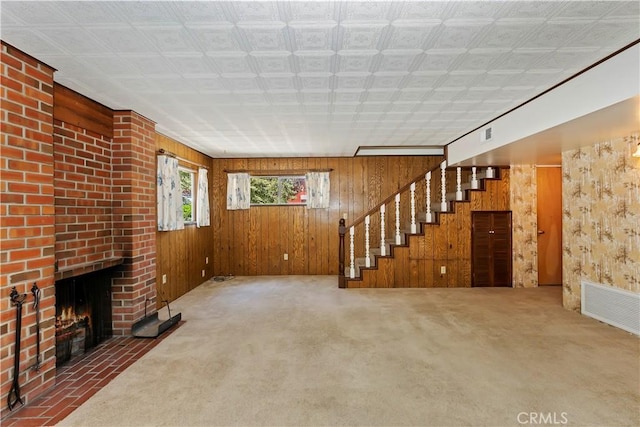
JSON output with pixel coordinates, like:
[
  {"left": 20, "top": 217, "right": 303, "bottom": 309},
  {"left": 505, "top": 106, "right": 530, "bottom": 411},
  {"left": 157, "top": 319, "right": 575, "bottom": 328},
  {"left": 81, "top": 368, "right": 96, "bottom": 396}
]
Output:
[
  {"left": 179, "top": 167, "right": 195, "bottom": 222},
  {"left": 250, "top": 176, "right": 307, "bottom": 206}
]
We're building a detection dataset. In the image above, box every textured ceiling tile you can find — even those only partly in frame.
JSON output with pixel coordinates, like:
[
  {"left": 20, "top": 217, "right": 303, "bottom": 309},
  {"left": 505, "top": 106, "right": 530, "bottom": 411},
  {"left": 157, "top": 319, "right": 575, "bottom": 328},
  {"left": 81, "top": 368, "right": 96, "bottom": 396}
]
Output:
[
  {"left": 378, "top": 51, "right": 421, "bottom": 72},
  {"left": 88, "top": 27, "right": 156, "bottom": 53},
  {"left": 292, "top": 25, "right": 336, "bottom": 51},
  {"left": 232, "top": 1, "right": 280, "bottom": 21},
  {"left": 457, "top": 49, "right": 508, "bottom": 71},
  {"left": 240, "top": 25, "right": 287, "bottom": 51},
  {"left": 252, "top": 52, "right": 292, "bottom": 73},
  {"left": 398, "top": 2, "right": 450, "bottom": 19},
  {"left": 371, "top": 74, "right": 406, "bottom": 89},
  {"left": 447, "top": 1, "right": 508, "bottom": 20},
  {"left": 334, "top": 92, "right": 363, "bottom": 103},
  {"left": 302, "top": 92, "right": 330, "bottom": 104},
  {"left": 209, "top": 53, "right": 253, "bottom": 74},
  {"left": 269, "top": 92, "right": 299, "bottom": 104},
  {"left": 168, "top": 55, "right": 217, "bottom": 76},
  {"left": 386, "top": 23, "right": 438, "bottom": 49},
  {"left": 290, "top": 1, "right": 334, "bottom": 21},
  {"left": 338, "top": 52, "right": 376, "bottom": 73},
  {"left": 364, "top": 90, "right": 396, "bottom": 102},
  {"left": 343, "top": 2, "right": 393, "bottom": 20},
  {"left": 224, "top": 76, "right": 261, "bottom": 91},
  {"left": 570, "top": 19, "right": 640, "bottom": 48},
  {"left": 406, "top": 74, "right": 444, "bottom": 88},
  {"left": 341, "top": 24, "right": 387, "bottom": 50},
  {"left": 417, "top": 51, "right": 463, "bottom": 71},
  {"left": 299, "top": 75, "right": 332, "bottom": 91},
  {"left": 502, "top": 1, "right": 563, "bottom": 19},
  {"left": 141, "top": 26, "right": 201, "bottom": 54},
  {"left": 295, "top": 53, "right": 334, "bottom": 73},
  {"left": 170, "top": 2, "right": 227, "bottom": 23},
  {"left": 432, "top": 22, "right": 490, "bottom": 49},
  {"left": 111, "top": 2, "right": 180, "bottom": 24},
  {"left": 2, "top": 0, "right": 636, "bottom": 157},
  {"left": 125, "top": 55, "right": 179, "bottom": 75},
  {"left": 519, "top": 21, "right": 587, "bottom": 49},
  {"left": 263, "top": 76, "right": 296, "bottom": 91},
  {"left": 190, "top": 25, "right": 242, "bottom": 52},
  {"left": 336, "top": 75, "right": 369, "bottom": 90},
  {"left": 396, "top": 89, "right": 429, "bottom": 102},
  {"left": 1, "top": 1, "right": 73, "bottom": 24},
  {"left": 0, "top": 28, "right": 68, "bottom": 56}
]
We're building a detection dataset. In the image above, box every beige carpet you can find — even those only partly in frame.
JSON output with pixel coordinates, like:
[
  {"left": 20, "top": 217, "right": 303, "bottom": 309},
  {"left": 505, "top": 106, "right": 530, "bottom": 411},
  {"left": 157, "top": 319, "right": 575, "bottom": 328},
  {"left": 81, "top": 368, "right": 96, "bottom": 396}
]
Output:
[{"left": 59, "top": 276, "right": 639, "bottom": 427}]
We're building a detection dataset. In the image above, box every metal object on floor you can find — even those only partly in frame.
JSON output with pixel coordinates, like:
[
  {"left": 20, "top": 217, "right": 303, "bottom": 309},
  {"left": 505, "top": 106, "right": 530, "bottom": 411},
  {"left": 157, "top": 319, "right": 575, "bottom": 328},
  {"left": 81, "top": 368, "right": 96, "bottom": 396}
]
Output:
[
  {"left": 132, "top": 296, "right": 181, "bottom": 338},
  {"left": 7, "top": 287, "right": 27, "bottom": 411},
  {"left": 31, "top": 283, "right": 41, "bottom": 372}
]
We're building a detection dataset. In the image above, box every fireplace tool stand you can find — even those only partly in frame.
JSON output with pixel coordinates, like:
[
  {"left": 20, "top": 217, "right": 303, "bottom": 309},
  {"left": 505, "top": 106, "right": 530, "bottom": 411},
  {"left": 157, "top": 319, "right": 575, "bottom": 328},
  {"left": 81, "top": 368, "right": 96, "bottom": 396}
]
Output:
[
  {"left": 7, "top": 287, "right": 27, "bottom": 410},
  {"left": 132, "top": 292, "right": 181, "bottom": 338},
  {"left": 31, "top": 283, "right": 41, "bottom": 372}
]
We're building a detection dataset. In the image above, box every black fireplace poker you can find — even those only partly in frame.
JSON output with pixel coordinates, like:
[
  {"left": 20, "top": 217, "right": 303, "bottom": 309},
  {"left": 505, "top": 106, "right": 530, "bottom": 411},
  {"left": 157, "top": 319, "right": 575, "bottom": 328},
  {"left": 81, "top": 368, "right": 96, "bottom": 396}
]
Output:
[
  {"left": 7, "top": 287, "right": 27, "bottom": 411},
  {"left": 31, "top": 283, "right": 41, "bottom": 372}
]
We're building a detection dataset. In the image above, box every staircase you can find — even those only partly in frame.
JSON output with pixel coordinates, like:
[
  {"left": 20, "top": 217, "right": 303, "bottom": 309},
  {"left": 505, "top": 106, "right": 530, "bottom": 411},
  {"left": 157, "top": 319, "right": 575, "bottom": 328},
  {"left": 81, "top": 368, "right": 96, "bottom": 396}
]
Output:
[{"left": 338, "top": 163, "right": 508, "bottom": 288}]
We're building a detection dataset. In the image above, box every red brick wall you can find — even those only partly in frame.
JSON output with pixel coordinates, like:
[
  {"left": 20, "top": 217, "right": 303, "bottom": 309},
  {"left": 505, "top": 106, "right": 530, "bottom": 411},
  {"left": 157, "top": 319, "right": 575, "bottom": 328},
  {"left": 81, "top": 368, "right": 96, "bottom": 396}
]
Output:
[
  {"left": 1, "top": 42, "right": 57, "bottom": 418},
  {"left": 53, "top": 121, "right": 120, "bottom": 276},
  {"left": 111, "top": 111, "right": 158, "bottom": 335}
]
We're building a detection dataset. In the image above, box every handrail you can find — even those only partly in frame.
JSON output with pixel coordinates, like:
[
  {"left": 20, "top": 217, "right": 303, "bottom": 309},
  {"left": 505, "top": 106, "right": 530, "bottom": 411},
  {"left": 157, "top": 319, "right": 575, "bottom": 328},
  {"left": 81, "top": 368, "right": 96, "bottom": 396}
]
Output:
[{"left": 346, "top": 161, "right": 443, "bottom": 229}]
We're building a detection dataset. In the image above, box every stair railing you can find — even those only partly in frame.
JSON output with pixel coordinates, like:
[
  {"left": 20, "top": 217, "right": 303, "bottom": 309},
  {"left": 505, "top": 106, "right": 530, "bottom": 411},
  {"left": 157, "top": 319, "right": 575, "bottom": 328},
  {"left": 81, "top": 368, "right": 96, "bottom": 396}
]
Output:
[{"left": 339, "top": 163, "right": 491, "bottom": 285}]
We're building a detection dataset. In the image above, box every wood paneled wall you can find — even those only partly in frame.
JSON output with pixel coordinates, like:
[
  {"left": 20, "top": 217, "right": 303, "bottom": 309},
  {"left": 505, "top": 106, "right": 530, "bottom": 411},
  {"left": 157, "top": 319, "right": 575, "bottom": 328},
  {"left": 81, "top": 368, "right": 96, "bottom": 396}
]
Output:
[
  {"left": 351, "top": 169, "right": 510, "bottom": 288},
  {"left": 211, "top": 156, "right": 443, "bottom": 276},
  {"left": 155, "top": 134, "right": 215, "bottom": 304}
]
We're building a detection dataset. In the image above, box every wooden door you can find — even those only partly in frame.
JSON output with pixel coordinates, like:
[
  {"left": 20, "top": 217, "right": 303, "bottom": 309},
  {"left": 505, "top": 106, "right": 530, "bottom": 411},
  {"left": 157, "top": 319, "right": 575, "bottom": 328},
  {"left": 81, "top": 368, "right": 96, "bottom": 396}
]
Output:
[
  {"left": 536, "top": 167, "right": 563, "bottom": 285},
  {"left": 472, "top": 211, "right": 512, "bottom": 287}
]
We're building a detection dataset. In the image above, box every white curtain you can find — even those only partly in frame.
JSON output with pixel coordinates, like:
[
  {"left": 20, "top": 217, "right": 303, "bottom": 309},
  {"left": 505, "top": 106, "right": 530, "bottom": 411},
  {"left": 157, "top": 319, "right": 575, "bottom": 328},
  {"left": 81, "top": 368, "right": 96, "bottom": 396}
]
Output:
[
  {"left": 227, "top": 173, "right": 251, "bottom": 210},
  {"left": 306, "top": 172, "right": 330, "bottom": 209},
  {"left": 157, "top": 155, "right": 184, "bottom": 231},
  {"left": 196, "top": 167, "right": 210, "bottom": 227}
]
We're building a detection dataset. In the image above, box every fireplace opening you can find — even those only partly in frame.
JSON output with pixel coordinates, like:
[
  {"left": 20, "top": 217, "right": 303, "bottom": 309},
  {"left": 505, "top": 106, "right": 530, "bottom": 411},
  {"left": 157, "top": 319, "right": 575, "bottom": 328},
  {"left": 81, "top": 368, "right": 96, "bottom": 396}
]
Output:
[{"left": 55, "top": 268, "right": 114, "bottom": 366}]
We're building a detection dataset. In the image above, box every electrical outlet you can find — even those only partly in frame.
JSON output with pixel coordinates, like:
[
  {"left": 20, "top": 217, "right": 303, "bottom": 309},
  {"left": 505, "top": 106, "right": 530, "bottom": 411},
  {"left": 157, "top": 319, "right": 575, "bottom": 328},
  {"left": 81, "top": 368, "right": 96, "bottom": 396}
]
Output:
[
  {"left": 162, "top": 274, "right": 167, "bottom": 284},
  {"left": 440, "top": 266, "right": 446, "bottom": 275},
  {"left": 283, "top": 253, "right": 288, "bottom": 261},
  {"left": 206, "top": 257, "right": 209, "bottom": 264},
  {"left": 201, "top": 269, "right": 205, "bottom": 277}
]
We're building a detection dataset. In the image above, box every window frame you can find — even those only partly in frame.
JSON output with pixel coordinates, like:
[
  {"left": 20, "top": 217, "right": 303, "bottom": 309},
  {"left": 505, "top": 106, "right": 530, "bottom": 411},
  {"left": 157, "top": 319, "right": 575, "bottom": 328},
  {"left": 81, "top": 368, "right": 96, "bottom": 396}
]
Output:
[
  {"left": 249, "top": 175, "right": 307, "bottom": 207},
  {"left": 179, "top": 166, "right": 196, "bottom": 224}
]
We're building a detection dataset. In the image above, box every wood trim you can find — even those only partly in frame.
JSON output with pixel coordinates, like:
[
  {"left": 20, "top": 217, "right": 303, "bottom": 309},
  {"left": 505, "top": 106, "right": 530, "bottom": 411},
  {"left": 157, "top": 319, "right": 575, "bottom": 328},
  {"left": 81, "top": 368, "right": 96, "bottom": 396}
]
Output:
[
  {"left": 54, "top": 83, "right": 113, "bottom": 138},
  {"left": 223, "top": 168, "right": 333, "bottom": 175}
]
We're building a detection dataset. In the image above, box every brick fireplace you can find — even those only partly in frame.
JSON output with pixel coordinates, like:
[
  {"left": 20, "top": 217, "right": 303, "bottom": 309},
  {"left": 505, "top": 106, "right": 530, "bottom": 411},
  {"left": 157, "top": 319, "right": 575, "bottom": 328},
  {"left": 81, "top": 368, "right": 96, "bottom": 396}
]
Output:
[{"left": 1, "top": 41, "right": 157, "bottom": 418}]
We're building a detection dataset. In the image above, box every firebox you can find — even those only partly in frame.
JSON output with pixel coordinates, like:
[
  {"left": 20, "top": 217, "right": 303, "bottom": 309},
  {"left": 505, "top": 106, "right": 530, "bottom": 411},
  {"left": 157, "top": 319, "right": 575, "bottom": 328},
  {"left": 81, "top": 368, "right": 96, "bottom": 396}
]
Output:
[{"left": 55, "top": 268, "right": 114, "bottom": 366}]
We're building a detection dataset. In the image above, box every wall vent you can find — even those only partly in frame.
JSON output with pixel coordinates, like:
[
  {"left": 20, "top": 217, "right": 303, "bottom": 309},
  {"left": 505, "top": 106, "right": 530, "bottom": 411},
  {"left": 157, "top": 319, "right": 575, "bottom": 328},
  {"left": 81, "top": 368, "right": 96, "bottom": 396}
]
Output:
[
  {"left": 480, "top": 126, "right": 493, "bottom": 142},
  {"left": 581, "top": 280, "right": 640, "bottom": 335}
]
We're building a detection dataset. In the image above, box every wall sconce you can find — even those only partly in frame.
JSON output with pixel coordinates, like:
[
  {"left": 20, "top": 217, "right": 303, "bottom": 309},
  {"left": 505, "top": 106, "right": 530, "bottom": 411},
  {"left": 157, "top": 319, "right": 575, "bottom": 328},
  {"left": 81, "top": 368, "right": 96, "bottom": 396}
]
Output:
[{"left": 633, "top": 141, "right": 640, "bottom": 158}]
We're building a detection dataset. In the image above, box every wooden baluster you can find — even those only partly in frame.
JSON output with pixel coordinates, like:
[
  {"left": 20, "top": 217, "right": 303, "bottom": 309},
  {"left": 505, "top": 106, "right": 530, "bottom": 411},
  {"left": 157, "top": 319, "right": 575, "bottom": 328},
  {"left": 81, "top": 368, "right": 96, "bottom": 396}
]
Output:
[
  {"left": 471, "top": 166, "right": 479, "bottom": 189},
  {"left": 365, "top": 215, "right": 371, "bottom": 268},
  {"left": 410, "top": 182, "right": 417, "bottom": 233},
  {"left": 380, "top": 204, "right": 386, "bottom": 256},
  {"left": 486, "top": 166, "right": 495, "bottom": 178},
  {"left": 349, "top": 226, "right": 355, "bottom": 278},
  {"left": 456, "top": 167, "right": 463, "bottom": 201},
  {"left": 440, "top": 161, "right": 448, "bottom": 212},
  {"left": 425, "top": 171, "right": 432, "bottom": 222},
  {"left": 395, "top": 193, "right": 401, "bottom": 245},
  {"left": 338, "top": 218, "right": 346, "bottom": 288}
]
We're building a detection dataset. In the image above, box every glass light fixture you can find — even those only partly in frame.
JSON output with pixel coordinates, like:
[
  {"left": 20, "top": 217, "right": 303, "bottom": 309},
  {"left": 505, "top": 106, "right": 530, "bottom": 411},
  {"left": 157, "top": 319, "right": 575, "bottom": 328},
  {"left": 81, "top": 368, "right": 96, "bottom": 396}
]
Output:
[{"left": 633, "top": 141, "right": 640, "bottom": 158}]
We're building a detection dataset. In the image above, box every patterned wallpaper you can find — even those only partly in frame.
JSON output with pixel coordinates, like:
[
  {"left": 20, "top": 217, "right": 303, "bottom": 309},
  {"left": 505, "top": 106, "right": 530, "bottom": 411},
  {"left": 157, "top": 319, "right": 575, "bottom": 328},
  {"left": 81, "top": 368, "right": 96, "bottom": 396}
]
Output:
[
  {"left": 510, "top": 165, "right": 539, "bottom": 288},
  {"left": 562, "top": 135, "right": 640, "bottom": 311}
]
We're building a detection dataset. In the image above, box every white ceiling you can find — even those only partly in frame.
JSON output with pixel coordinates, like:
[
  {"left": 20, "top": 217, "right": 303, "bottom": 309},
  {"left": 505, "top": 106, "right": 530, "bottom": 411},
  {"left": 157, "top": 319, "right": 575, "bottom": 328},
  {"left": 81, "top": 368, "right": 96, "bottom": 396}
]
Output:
[{"left": 1, "top": 1, "right": 639, "bottom": 158}]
